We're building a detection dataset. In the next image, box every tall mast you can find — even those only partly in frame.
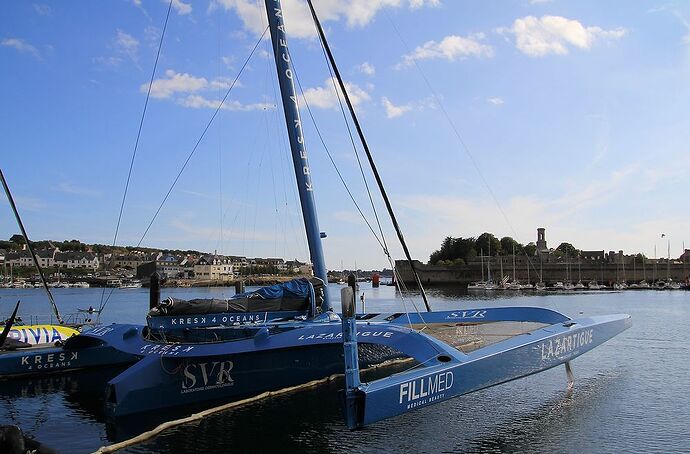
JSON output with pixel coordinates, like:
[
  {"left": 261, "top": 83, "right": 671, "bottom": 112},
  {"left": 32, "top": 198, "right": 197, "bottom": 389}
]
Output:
[
  {"left": 264, "top": 0, "right": 330, "bottom": 311},
  {"left": 0, "top": 168, "right": 63, "bottom": 323},
  {"left": 487, "top": 241, "right": 491, "bottom": 282},
  {"left": 480, "top": 249, "right": 484, "bottom": 282}
]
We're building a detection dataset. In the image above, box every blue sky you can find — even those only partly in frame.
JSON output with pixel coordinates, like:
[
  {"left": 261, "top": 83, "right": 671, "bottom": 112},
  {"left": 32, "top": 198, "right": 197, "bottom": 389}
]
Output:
[{"left": 2, "top": 0, "right": 689, "bottom": 269}]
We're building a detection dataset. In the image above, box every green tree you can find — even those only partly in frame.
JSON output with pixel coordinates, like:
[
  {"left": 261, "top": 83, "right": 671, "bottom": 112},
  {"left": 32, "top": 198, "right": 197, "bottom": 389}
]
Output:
[
  {"left": 429, "top": 236, "right": 477, "bottom": 264},
  {"left": 523, "top": 243, "right": 537, "bottom": 256},
  {"left": 9, "top": 234, "right": 25, "bottom": 244},
  {"left": 500, "top": 237, "right": 522, "bottom": 256},
  {"left": 556, "top": 242, "right": 578, "bottom": 257},
  {"left": 476, "top": 233, "right": 501, "bottom": 256}
]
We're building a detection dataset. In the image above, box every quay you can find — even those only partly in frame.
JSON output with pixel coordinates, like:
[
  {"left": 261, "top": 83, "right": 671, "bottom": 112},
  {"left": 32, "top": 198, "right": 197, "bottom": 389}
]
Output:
[{"left": 396, "top": 260, "right": 690, "bottom": 287}]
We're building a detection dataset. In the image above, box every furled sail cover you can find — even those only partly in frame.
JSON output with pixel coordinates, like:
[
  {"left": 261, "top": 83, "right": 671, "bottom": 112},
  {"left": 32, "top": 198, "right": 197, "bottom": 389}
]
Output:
[{"left": 149, "top": 278, "right": 323, "bottom": 316}]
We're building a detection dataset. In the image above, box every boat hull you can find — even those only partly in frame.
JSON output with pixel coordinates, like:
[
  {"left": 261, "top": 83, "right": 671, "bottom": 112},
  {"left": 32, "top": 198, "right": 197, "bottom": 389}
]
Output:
[
  {"left": 105, "top": 343, "right": 351, "bottom": 417},
  {"left": 348, "top": 313, "right": 631, "bottom": 427}
]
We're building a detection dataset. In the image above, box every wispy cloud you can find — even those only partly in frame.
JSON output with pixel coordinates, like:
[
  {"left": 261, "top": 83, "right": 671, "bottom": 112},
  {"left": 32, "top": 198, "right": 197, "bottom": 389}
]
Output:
[
  {"left": 357, "top": 62, "right": 376, "bottom": 76},
  {"left": 487, "top": 97, "right": 504, "bottom": 105},
  {"left": 302, "top": 77, "right": 371, "bottom": 109},
  {"left": 379, "top": 95, "right": 436, "bottom": 118},
  {"left": 209, "top": 0, "right": 441, "bottom": 39},
  {"left": 171, "top": 0, "right": 192, "bottom": 15},
  {"left": 146, "top": 69, "right": 208, "bottom": 98},
  {"left": 177, "top": 95, "right": 273, "bottom": 111},
  {"left": 397, "top": 33, "right": 493, "bottom": 68},
  {"left": 33, "top": 3, "right": 52, "bottom": 16},
  {"left": 0, "top": 195, "right": 47, "bottom": 211},
  {"left": 144, "top": 69, "right": 265, "bottom": 111},
  {"left": 56, "top": 182, "right": 101, "bottom": 197},
  {"left": 671, "top": 10, "right": 690, "bottom": 44},
  {"left": 381, "top": 97, "right": 412, "bottom": 118},
  {"left": 94, "top": 29, "right": 140, "bottom": 68},
  {"left": 1, "top": 38, "right": 41, "bottom": 59},
  {"left": 501, "top": 15, "right": 626, "bottom": 57},
  {"left": 115, "top": 29, "right": 139, "bottom": 62}
]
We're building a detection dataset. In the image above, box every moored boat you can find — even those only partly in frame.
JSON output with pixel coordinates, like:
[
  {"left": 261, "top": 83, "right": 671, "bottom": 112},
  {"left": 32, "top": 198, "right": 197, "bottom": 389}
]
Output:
[{"left": 1, "top": 0, "right": 632, "bottom": 430}]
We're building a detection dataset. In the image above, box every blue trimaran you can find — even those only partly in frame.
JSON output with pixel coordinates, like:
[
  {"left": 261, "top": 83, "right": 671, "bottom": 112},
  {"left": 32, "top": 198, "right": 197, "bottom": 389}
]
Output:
[{"left": 3, "top": 0, "right": 630, "bottom": 428}]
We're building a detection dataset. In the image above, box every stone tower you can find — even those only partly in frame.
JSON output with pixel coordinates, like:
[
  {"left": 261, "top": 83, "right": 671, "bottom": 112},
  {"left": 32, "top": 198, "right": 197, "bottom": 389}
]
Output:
[{"left": 536, "top": 227, "right": 547, "bottom": 251}]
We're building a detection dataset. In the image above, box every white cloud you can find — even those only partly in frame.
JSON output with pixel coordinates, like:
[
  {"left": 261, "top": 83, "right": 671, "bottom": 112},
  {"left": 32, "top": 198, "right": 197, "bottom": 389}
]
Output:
[
  {"left": 398, "top": 34, "right": 493, "bottom": 68},
  {"left": 115, "top": 29, "right": 139, "bottom": 62},
  {"left": 145, "top": 70, "right": 246, "bottom": 98},
  {"left": 33, "top": 4, "right": 52, "bottom": 16},
  {"left": 93, "top": 56, "right": 122, "bottom": 66},
  {"left": 302, "top": 77, "right": 370, "bottom": 109},
  {"left": 146, "top": 69, "right": 208, "bottom": 98},
  {"left": 171, "top": 0, "right": 192, "bottom": 15},
  {"left": 209, "top": 0, "right": 439, "bottom": 39},
  {"left": 381, "top": 96, "right": 412, "bottom": 118},
  {"left": 56, "top": 182, "right": 101, "bottom": 197},
  {"left": 409, "top": 0, "right": 440, "bottom": 9},
  {"left": 177, "top": 95, "right": 273, "bottom": 111},
  {"left": 671, "top": 11, "right": 690, "bottom": 44},
  {"left": 1, "top": 38, "right": 41, "bottom": 58},
  {"left": 505, "top": 15, "right": 626, "bottom": 57},
  {"left": 358, "top": 62, "right": 376, "bottom": 75},
  {"left": 529, "top": 0, "right": 552, "bottom": 4},
  {"left": 487, "top": 97, "right": 504, "bottom": 105},
  {"left": 221, "top": 56, "right": 235, "bottom": 69}
]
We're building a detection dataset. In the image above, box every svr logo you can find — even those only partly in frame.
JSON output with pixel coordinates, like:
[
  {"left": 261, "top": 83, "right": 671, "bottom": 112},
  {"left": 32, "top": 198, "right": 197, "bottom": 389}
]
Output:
[{"left": 182, "top": 361, "right": 234, "bottom": 390}]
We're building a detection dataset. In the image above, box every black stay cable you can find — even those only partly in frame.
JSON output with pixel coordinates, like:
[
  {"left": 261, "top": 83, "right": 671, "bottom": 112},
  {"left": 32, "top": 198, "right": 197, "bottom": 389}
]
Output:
[
  {"left": 306, "top": 0, "right": 431, "bottom": 311},
  {"left": 313, "top": 33, "right": 392, "bottom": 259},
  {"left": 291, "top": 66, "right": 386, "bottom": 252}
]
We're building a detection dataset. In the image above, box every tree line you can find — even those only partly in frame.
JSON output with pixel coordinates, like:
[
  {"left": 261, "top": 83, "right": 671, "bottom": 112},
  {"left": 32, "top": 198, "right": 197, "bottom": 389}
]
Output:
[
  {"left": 0, "top": 235, "right": 203, "bottom": 257},
  {"left": 428, "top": 233, "right": 580, "bottom": 266}
]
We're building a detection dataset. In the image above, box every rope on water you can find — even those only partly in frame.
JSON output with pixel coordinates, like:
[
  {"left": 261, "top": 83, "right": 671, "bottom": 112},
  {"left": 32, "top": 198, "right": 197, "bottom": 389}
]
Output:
[{"left": 93, "top": 357, "right": 412, "bottom": 453}]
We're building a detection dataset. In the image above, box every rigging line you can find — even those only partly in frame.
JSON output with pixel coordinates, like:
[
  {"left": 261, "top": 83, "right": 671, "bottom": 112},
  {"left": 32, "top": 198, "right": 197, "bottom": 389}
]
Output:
[
  {"left": 291, "top": 67, "right": 386, "bottom": 252},
  {"left": 135, "top": 26, "right": 269, "bottom": 248},
  {"left": 310, "top": 34, "right": 424, "bottom": 316},
  {"left": 306, "top": 0, "right": 431, "bottom": 312},
  {"left": 98, "top": 0, "right": 173, "bottom": 313},
  {"left": 268, "top": 59, "right": 308, "bottom": 260},
  {"left": 0, "top": 169, "right": 62, "bottom": 324},
  {"left": 311, "top": 23, "right": 392, "bottom": 257},
  {"left": 382, "top": 11, "right": 542, "bottom": 278}
]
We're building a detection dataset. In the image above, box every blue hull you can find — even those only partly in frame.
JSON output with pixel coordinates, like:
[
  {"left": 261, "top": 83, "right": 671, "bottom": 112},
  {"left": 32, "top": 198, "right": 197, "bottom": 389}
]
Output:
[
  {"left": 105, "top": 343, "right": 396, "bottom": 417},
  {"left": 345, "top": 313, "right": 632, "bottom": 427},
  {"left": 2, "top": 305, "right": 630, "bottom": 427},
  {"left": 0, "top": 343, "right": 139, "bottom": 378}
]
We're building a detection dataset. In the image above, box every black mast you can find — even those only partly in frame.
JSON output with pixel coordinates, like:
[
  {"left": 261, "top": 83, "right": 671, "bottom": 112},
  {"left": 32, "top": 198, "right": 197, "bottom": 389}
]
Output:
[
  {"left": 305, "top": 0, "right": 431, "bottom": 311},
  {"left": 0, "top": 168, "right": 63, "bottom": 324}
]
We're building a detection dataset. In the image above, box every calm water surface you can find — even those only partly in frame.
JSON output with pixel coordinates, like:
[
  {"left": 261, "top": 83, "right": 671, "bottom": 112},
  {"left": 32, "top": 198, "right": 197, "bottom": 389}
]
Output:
[{"left": 0, "top": 285, "right": 688, "bottom": 453}]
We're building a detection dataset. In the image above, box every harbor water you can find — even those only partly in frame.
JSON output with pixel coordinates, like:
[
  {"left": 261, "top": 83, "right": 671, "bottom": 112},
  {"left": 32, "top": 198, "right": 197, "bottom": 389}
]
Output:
[{"left": 0, "top": 285, "right": 688, "bottom": 453}]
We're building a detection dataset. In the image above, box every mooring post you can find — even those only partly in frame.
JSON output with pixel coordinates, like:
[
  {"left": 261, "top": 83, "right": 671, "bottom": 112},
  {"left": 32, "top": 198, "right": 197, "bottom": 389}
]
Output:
[
  {"left": 149, "top": 272, "right": 160, "bottom": 311},
  {"left": 234, "top": 280, "right": 245, "bottom": 295},
  {"left": 341, "top": 285, "right": 361, "bottom": 429}
]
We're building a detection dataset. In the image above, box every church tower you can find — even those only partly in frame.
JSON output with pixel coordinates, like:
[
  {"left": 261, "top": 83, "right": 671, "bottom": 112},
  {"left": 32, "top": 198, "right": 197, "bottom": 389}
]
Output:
[{"left": 536, "top": 227, "right": 547, "bottom": 252}]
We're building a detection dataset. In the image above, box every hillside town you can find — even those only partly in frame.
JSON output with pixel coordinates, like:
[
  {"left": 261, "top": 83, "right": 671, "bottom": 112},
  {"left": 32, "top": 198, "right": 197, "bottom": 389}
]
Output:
[{"left": 0, "top": 236, "right": 314, "bottom": 287}]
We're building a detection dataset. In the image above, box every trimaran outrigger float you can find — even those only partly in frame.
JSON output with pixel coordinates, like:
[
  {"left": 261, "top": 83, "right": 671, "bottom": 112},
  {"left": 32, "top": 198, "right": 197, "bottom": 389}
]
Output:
[{"left": 1, "top": 0, "right": 630, "bottom": 429}]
